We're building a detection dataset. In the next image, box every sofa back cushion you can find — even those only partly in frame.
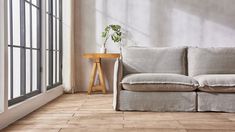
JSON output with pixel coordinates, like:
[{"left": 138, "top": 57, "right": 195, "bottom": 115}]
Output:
[
  {"left": 188, "top": 47, "right": 235, "bottom": 77},
  {"left": 122, "top": 47, "right": 187, "bottom": 75}
]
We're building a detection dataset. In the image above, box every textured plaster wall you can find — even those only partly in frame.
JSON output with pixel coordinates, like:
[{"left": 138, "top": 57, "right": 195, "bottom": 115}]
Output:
[{"left": 74, "top": 0, "right": 235, "bottom": 92}]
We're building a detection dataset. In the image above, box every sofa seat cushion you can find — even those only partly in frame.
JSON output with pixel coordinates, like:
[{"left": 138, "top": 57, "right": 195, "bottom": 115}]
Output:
[
  {"left": 194, "top": 74, "right": 235, "bottom": 93},
  {"left": 121, "top": 73, "right": 198, "bottom": 92}
]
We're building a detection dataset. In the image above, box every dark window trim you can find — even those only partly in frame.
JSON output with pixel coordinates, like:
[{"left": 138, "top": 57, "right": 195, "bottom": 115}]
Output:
[
  {"left": 9, "top": 0, "right": 14, "bottom": 99},
  {"left": 20, "top": 0, "right": 26, "bottom": 96},
  {"left": 59, "top": 0, "right": 63, "bottom": 83},
  {"left": 46, "top": 0, "right": 63, "bottom": 89},
  {"left": 8, "top": 45, "right": 41, "bottom": 50},
  {"left": 48, "top": 0, "right": 53, "bottom": 87},
  {"left": 8, "top": 0, "right": 42, "bottom": 106},
  {"left": 8, "top": 90, "right": 41, "bottom": 106}
]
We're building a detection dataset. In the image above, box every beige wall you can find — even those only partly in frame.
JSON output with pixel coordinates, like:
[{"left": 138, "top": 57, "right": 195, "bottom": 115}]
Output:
[{"left": 74, "top": 0, "right": 235, "bottom": 92}]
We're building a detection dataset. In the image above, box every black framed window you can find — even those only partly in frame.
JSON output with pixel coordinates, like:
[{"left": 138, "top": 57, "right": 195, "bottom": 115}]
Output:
[
  {"left": 46, "top": 0, "right": 62, "bottom": 89},
  {"left": 8, "top": 0, "right": 41, "bottom": 106}
]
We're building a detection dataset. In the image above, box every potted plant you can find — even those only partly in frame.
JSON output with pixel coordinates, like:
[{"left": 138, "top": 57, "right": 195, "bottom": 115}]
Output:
[{"left": 101, "top": 24, "right": 123, "bottom": 53}]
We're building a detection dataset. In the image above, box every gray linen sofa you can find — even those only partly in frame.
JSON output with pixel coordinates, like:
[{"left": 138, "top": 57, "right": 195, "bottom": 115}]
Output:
[{"left": 113, "top": 47, "right": 235, "bottom": 112}]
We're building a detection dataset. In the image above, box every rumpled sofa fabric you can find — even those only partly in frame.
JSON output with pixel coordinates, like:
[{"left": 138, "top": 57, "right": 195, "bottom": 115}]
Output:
[
  {"left": 188, "top": 47, "right": 235, "bottom": 77},
  {"left": 194, "top": 74, "right": 235, "bottom": 92},
  {"left": 113, "top": 47, "right": 235, "bottom": 112},
  {"left": 122, "top": 47, "right": 187, "bottom": 75},
  {"left": 121, "top": 73, "right": 198, "bottom": 92}
]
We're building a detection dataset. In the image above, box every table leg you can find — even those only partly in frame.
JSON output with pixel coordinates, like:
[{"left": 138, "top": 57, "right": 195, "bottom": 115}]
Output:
[
  {"left": 87, "top": 58, "right": 107, "bottom": 94},
  {"left": 97, "top": 61, "right": 106, "bottom": 94},
  {"left": 88, "top": 61, "right": 97, "bottom": 94}
]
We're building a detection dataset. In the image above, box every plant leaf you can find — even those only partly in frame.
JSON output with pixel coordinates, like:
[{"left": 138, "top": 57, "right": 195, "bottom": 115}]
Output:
[
  {"left": 105, "top": 26, "right": 110, "bottom": 31},
  {"left": 103, "top": 24, "right": 123, "bottom": 43},
  {"left": 116, "top": 31, "right": 122, "bottom": 36},
  {"left": 102, "top": 32, "right": 107, "bottom": 37}
]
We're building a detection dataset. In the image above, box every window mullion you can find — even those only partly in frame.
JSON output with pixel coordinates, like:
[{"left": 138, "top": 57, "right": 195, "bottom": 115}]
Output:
[
  {"left": 30, "top": 0, "right": 33, "bottom": 93},
  {"left": 55, "top": 0, "right": 57, "bottom": 83},
  {"left": 9, "top": 0, "right": 14, "bottom": 99},
  {"left": 20, "top": 0, "right": 26, "bottom": 96},
  {"left": 48, "top": 0, "right": 53, "bottom": 86},
  {"left": 37, "top": 0, "right": 41, "bottom": 92},
  {"left": 59, "top": 0, "right": 62, "bottom": 83}
]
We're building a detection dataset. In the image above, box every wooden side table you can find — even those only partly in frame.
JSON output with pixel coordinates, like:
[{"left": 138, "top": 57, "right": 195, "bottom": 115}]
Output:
[{"left": 83, "top": 53, "right": 120, "bottom": 94}]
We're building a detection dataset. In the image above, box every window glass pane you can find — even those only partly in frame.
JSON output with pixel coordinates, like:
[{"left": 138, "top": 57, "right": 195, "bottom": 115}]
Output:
[
  {"left": 25, "top": 3, "right": 31, "bottom": 48},
  {"left": 53, "top": 0, "right": 56, "bottom": 16},
  {"left": 46, "top": 0, "right": 49, "bottom": 13},
  {"left": 57, "top": 51, "right": 60, "bottom": 83},
  {"left": 32, "top": 0, "right": 38, "bottom": 6},
  {"left": 8, "top": 48, "right": 11, "bottom": 100},
  {"left": 32, "top": 50, "right": 38, "bottom": 91},
  {"left": 46, "top": 14, "right": 49, "bottom": 50},
  {"left": 46, "top": 51, "right": 49, "bottom": 86},
  {"left": 53, "top": 51, "right": 56, "bottom": 84},
  {"left": 56, "top": 0, "right": 60, "bottom": 18},
  {"left": 32, "top": 7, "right": 38, "bottom": 48},
  {"left": 13, "top": 48, "right": 21, "bottom": 98},
  {"left": 59, "top": 51, "right": 62, "bottom": 82},
  {"left": 53, "top": 17, "right": 56, "bottom": 50},
  {"left": 12, "top": 0, "right": 21, "bottom": 45},
  {"left": 57, "top": 19, "right": 60, "bottom": 51},
  {"left": 8, "top": 0, "right": 11, "bottom": 45},
  {"left": 26, "top": 49, "right": 31, "bottom": 94}
]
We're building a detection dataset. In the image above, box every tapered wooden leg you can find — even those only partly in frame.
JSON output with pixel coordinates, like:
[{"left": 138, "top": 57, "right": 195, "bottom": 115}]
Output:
[
  {"left": 88, "top": 62, "right": 97, "bottom": 94},
  {"left": 97, "top": 61, "right": 106, "bottom": 94},
  {"left": 87, "top": 58, "right": 106, "bottom": 94}
]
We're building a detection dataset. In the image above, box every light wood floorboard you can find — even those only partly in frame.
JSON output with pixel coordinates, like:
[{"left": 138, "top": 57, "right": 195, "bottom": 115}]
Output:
[{"left": 3, "top": 94, "right": 235, "bottom": 132}]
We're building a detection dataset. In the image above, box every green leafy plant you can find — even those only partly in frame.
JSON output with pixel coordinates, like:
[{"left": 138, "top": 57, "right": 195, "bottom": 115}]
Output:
[{"left": 102, "top": 24, "right": 122, "bottom": 48}]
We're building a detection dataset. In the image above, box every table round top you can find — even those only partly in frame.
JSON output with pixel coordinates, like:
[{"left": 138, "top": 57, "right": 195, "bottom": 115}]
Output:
[{"left": 83, "top": 53, "right": 120, "bottom": 59}]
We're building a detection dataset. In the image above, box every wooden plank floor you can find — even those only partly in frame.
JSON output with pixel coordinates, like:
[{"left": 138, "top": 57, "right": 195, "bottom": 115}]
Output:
[{"left": 3, "top": 93, "right": 235, "bottom": 132}]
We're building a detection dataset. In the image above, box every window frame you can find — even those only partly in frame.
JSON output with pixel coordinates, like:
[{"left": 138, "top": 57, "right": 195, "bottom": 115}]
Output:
[
  {"left": 8, "top": 0, "right": 42, "bottom": 106},
  {"left": 46, "top": 0, "right": 63, "bottom": 90}
]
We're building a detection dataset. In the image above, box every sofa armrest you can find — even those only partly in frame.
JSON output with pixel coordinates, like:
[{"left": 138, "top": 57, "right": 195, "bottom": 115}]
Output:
[{"left": 113, "top": 58, "right": 123, "bottom": 110}]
